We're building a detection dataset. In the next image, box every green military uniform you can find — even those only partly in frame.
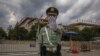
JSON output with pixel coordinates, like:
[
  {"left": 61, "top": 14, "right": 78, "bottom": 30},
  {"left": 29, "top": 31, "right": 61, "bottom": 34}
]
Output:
[{"left": 38, "top": 26, "right": 62, "bottom": 48}]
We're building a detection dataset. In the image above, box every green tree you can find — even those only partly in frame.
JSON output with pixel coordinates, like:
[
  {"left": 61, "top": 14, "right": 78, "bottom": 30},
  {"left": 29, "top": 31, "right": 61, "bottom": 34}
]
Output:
[
  {"left": 69, "top": 27, "right": 96, "bottom": 41},
  {"left": 16, "top": 27, "right": 28, "bottom": 40},
  {"left": 8, "top": 28, "right": 14, "bottom": 40},
  {"left": 28, "top": 25, "right": 37, "bottom": 40},
  {"left": 14, "top": 24, "right": 28, "bottom": 40},
  {"left": 8, "top": 25, "right": 28, "bottom": 40},
  {"left": 79, "top": 27, "right": 94, "bottom": 41},
  {"left": 93, "top": 26, "right": 100, "bottom": 37},
  {"left": 67, "top": 26, "right": 100, "bottom": 41},
  {"left": 7, "top": 25, "right": 14, "bottom": 40},
  {"left": 0, "top": 27, "right": 7, "bottom": 39}
]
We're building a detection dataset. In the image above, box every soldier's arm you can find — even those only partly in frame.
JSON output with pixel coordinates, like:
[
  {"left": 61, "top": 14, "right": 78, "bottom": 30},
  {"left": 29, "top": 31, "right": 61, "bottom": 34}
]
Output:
[{"left": 54, "top": 25, "right": 65, "bottom": 34}]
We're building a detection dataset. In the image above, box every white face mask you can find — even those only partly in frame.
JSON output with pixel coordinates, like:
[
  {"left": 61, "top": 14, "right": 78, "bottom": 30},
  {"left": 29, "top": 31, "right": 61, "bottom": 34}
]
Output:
[
  {"left": 47, "top": 16, "right": 56, "bottom": 23},
  {"left": 47, "top": 16, "right": 57, "bottom": 30}
]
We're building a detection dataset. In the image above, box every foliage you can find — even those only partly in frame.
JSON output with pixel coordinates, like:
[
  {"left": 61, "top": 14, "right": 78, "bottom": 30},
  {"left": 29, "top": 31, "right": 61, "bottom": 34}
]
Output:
[
  {"left": 0, "top": 27, "right": 7, "bottom": 39},
  {"left": 79, "top": 27, "right": 94, "bottom": 41},
  {"left": 62, "top": 26, "right": 100, "bottom": 41},
  {"left": 7, "top": 25, "right": 28, "bottom": 40},
  {"left": 74, "top": 27, "right": 100, "bottom": 41},
  {"left": 92, "top": 26, "right": 100, "bottom": 37},
  {"left": 27, "top": 25, "right": 37, "bottom": 40},
  {"left": 16, "top": 27, "right": 28, "bottom": 40},
  {"left": 8, "top": 28, "right": 16, "bottom": 40}
]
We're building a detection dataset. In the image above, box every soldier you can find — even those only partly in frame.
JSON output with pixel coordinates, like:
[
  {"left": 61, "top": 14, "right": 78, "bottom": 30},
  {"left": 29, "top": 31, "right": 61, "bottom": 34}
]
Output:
[{"left": 38, "top": 7, "right": 63, "bottom": 56}]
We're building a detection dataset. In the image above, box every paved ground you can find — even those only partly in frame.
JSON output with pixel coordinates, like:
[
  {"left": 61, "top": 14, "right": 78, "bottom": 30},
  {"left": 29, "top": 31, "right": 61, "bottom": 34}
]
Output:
[
  {"left": 62, "top": 49, "right": 100, "bottom": 56},
  {"left": 0, "top": 52, "right": 39, "bottom": 56},
  {"left": 0, "top": 42, "right": 100, "bottom": 56},
  {"left": 0, "top": 48, "right": 100, "bottom": 56}
]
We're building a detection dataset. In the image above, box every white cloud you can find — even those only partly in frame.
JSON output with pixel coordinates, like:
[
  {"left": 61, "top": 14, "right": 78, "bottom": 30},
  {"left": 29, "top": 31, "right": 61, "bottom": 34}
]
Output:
[
  {"left": 40, "top": 3, "right": 52, "bottom": 15},
  {"left": 8, "top": 12, "right": 17, "bottom": 26},
  {"left": 0, "top": 0, "right": 100, "bottom": 29},
  {"left": 55, "top": 0, "right": 77, "bottom": 7},
  {"left": 58, "top": 0, "right": 93, "bottom": 25},
  {"left": 56, "top": 0, "right": 69, "bottom": 6}
]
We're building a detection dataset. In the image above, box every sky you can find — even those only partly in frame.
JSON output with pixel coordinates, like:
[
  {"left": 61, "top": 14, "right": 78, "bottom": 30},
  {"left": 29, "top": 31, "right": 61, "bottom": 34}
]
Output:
[{"left": 0, "top": 0, "right": 100, "bottom": 30}]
